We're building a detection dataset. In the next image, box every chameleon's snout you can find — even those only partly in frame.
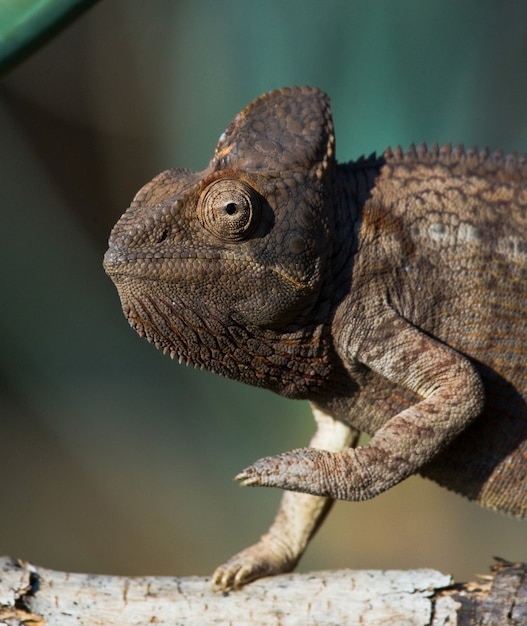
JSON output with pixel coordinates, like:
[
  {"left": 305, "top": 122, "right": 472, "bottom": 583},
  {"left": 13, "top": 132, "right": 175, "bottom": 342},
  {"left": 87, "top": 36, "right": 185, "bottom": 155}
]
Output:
[{"left": 102, "top": 243, "right": 128, "bottom": 279}]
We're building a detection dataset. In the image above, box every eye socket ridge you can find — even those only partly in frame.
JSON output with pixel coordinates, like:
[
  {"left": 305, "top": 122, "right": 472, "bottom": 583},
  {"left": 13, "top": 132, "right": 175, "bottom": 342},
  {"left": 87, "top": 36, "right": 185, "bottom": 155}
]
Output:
[{"left": 197, "top": 178, "right": 262, "bottom": 242}]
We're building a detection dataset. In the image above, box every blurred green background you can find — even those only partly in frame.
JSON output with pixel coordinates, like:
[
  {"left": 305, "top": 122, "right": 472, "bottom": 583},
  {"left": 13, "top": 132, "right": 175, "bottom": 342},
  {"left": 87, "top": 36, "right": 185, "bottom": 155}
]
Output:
[{"left": 1, "top": 0, "right": 527, "bottom": 582}]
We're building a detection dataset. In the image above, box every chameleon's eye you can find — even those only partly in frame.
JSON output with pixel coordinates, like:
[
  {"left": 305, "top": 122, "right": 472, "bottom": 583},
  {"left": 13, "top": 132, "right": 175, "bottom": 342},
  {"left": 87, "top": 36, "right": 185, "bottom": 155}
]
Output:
[{"left": 197, "top": 179, "right": 261, "bottom": 242}]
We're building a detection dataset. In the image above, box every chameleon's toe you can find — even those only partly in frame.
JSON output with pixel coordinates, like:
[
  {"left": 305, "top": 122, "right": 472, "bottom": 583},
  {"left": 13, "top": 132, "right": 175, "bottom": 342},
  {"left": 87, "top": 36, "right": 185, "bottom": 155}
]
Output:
[
  {"left": 212, "top": 538, "right": 298, "bottom": 591},
  {"left": 212, "top": 561, "right": 254, "bottom": 592}
]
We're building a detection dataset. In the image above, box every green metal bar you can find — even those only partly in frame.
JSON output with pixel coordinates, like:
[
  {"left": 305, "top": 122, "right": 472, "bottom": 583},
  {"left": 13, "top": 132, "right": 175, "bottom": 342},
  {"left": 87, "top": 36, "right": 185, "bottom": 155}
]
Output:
[{"left": 0, "top": 0, "right": 100, "bottom": 75}]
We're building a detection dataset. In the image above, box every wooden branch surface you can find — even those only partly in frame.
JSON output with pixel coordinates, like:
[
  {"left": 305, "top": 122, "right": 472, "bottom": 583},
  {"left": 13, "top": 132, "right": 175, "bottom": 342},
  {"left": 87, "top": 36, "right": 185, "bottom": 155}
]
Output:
[{"left": 0, "top": 556, "right": 525, "bottom": 625}]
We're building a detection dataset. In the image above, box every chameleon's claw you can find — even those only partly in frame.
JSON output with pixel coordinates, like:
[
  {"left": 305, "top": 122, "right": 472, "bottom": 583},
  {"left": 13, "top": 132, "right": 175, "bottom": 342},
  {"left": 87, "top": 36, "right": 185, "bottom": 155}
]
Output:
[
  {"left": 235, "top": 456, "right": 276, "bottom": 487},
  {"left": 235, "top": 470, "right": 260, "bottom": 487}
]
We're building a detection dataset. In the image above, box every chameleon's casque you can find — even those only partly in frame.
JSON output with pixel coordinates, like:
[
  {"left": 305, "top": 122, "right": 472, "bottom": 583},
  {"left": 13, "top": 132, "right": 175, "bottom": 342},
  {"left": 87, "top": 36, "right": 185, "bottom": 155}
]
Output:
[{"left": 104, "top": 87, "right": 527, "bottom": 590}]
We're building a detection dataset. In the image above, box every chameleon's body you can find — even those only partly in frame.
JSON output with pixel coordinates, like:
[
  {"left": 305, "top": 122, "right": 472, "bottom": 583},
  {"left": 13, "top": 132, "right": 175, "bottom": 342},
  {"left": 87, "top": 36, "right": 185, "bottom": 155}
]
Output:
[{"left": 104, "top": 87, "right": 527, "bottom": 589}]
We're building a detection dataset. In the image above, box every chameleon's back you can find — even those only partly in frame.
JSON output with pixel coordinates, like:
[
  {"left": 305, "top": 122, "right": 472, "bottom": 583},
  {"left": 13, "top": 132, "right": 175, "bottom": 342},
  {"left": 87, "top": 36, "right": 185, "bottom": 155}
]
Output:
[{"left": 356, "top": 145, "right": 527, "bottom": 515}]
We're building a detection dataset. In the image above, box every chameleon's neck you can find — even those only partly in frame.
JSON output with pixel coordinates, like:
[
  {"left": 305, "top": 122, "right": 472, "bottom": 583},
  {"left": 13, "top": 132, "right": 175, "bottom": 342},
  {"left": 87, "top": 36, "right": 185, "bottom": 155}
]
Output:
[
  {"left": 334, "top": 154, "right": 385, "bottom": 229},
  {"left": 321, "top": 155, "right": 385, "bottom": 301}
]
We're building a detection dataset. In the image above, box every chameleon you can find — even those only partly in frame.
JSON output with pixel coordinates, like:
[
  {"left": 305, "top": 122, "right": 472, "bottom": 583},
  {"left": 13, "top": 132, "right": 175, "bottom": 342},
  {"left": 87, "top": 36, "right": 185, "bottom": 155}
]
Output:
[{"left": 103, "top": 86, "right": 527, "bottom": 591}]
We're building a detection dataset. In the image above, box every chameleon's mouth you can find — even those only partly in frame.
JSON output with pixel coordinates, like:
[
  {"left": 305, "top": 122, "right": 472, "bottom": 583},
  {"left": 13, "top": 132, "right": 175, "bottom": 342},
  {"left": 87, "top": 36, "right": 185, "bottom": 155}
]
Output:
[
  {"left": 106, "top": 253, "right": 307, "bottom": 308},
  {"left": 103, "top": 245, "right": 223, "bottom": 277},
  {"left": 103, "top": 235, "right": 233, "bottom": 270}
]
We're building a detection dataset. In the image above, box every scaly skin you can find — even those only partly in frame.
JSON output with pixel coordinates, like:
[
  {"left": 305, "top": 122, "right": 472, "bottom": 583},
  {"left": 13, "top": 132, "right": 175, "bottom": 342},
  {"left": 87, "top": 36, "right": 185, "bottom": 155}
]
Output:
[{"left": 104, "top": 87, "right": 527, "bottom": 590}]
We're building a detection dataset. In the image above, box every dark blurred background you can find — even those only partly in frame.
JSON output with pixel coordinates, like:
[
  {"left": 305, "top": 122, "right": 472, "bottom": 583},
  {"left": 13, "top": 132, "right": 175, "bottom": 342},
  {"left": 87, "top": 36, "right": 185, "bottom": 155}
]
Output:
[{"left": 1, "top": 0, "right": 527, "bottom": 581}]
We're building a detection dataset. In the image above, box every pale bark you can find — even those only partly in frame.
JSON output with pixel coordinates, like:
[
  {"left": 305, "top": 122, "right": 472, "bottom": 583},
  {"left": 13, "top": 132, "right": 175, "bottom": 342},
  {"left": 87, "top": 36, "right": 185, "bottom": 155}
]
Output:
[{"left": 0, "top": 556, "right": 525, "bottom": 625}]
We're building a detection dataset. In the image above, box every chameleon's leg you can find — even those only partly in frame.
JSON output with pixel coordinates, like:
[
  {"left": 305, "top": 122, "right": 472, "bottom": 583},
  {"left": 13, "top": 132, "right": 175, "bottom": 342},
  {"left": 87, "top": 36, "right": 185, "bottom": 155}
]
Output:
[
  {"left": 212, "top": 404, "right": 358, "bottom": 591},
  {"left": 237, "top": 312, "right": 485, "bottom": 501}
]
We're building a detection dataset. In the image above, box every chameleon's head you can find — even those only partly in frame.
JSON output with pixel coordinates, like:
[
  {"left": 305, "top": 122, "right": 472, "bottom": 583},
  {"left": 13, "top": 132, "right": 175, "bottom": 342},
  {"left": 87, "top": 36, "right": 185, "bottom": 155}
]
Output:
[{"left": 104, "top": 87, "right": 336, "bottom": 391}]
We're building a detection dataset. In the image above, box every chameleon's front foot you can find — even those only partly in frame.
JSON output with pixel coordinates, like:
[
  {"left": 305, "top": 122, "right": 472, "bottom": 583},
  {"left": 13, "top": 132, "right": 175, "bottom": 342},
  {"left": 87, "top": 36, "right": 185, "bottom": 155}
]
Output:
[
  {"left": 236, "top": 445, "right": 403, "bottom": 501},
  {"left": 236, "top": 447, "right": 336, "bottom": 495}
]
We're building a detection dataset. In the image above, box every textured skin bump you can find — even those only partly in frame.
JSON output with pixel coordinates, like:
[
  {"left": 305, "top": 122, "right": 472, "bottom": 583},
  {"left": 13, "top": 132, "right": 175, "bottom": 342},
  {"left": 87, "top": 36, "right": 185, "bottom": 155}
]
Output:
[{"left": 104, "top": 87, "right": 527, "bottom": 589}]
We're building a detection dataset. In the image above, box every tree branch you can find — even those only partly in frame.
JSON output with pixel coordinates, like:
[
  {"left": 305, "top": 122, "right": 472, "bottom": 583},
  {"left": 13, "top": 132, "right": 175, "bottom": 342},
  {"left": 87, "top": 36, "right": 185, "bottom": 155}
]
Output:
[{"left": 0, "top": 556, "right": 525, "bottom": 625}]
